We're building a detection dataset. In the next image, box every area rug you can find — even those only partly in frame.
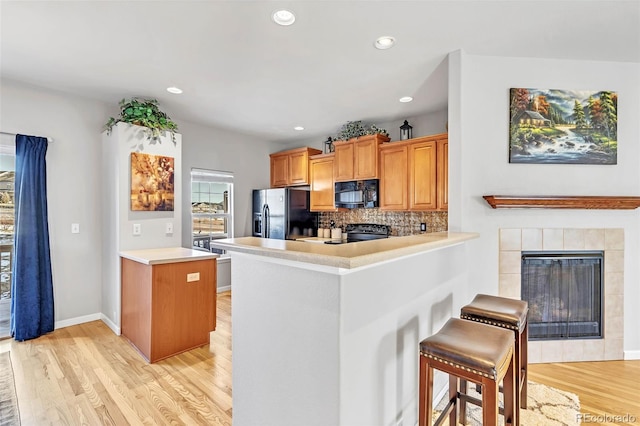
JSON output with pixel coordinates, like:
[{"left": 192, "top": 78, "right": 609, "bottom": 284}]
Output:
[
  {"left": 0, "top": 352, "right": 20, "bottom": 426},
  {"left": 435, "top": 380, "right": 580, "bottom": 425}
]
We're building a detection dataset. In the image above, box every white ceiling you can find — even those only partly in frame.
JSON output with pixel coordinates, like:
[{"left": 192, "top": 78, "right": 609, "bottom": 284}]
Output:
[{"left": 1, "top": 1, "right": 639, "bottom": 143}]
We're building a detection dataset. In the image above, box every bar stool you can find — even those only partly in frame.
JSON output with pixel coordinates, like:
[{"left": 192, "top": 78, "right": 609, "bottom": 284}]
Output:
[
  {"left": 460, "top": 294, "right": 528, "bottom": 425},
  {"left": 418, "top": 318, "right": 516, "bottom": 426}
]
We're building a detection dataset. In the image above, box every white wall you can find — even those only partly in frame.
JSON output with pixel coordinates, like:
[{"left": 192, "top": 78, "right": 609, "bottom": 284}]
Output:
[
  {"left": 288, "top": 108, "right": 448, "bottom": 152},
  {"left": 1, "top": 79, "right": 277, "bottom": 327},
  {"left": 448, "top": 52, "right": 640, "bottom": 355},
  {"left": 0, "top": 79, "right": 106, "bottom": 326},
  {"left": 178, "top": 119, "right": 275, "bottom": 246},
  {"left": 376, "top": 109, "right": 448, "bottom": 142}
]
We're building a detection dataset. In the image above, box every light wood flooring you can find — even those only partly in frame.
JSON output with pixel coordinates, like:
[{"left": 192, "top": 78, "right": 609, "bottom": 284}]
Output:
[
  {"left": 0, "top": 292, "right": 232, "bottom": 426},
  {"left": 529, "top": 360, "right": 640, "bottom": 425},
  {"left": 1, "top": 291, "right": 639, "bottom": 425}
]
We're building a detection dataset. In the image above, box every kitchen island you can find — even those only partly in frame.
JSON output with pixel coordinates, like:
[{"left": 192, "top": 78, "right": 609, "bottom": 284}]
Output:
[
  {"left": 120, "top": 247, "right": 218, "bottom": 363},
  {"left": 212, "top": 232, "right": 478, "bottom": 426}
]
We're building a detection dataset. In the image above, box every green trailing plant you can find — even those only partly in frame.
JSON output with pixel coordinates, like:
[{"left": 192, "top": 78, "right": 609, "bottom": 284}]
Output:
[
  {"left": 104, "top": 98, "right": 178, "bottom": 143},
  {"left": 334, "top": 120, "right": 389, "bottom": 141}
]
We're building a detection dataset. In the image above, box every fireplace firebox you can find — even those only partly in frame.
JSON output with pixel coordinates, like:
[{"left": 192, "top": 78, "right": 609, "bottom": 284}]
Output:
[{"left": 521, "top": 251, "right": 603, "bottom": 340}]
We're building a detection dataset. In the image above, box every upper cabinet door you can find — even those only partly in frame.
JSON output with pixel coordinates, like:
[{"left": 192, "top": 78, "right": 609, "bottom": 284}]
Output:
[
  {"left": 310, "top": 155, "right": 337, "bottom": 212},
  {"left": 270, "top": 154, "right": 289, "bottom": 188},
  {"left": 288, "top": 150, "right": 309, "bottom": 185},
  {"left": 354, "top": 138, "right": 379, "bottom": 180},
  {"left": 334, "top": 142, "right": 354, "bottom": 182},
  {"left": 409, "top": 141, "right": 437, "bottom": 210},
  {"left": 437, "top": 138, "right": 448, "bottom": 210},
  {"left": 379, "top": 144, "right": 408, "bottom": 210}
]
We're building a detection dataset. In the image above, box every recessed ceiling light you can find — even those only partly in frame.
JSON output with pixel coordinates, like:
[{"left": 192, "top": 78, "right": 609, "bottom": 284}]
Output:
[
  {"left": 375, "top": 36, "right": 396, "bottom": 50},
  {"left": 294, "top": 126, "right": 304, "bottom": 131},
  {"left": 272, "top": 9, "right": 295, "bottom": 26},
  {"left": 167, "top": 86, "right": 183, "bottom": 94},
  {"left": 399, "top": 96, "right": 413, "bottom": 103}
]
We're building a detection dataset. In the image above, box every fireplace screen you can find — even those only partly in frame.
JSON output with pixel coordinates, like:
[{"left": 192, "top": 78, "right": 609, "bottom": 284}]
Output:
[{"left": 521, "top": 251, "right": 603, "bottom": 340}]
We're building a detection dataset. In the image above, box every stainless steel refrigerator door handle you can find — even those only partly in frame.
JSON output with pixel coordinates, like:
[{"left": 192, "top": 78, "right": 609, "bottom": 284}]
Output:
[{"left": 263, "top": 204, "right": 270, "bottom": 238}]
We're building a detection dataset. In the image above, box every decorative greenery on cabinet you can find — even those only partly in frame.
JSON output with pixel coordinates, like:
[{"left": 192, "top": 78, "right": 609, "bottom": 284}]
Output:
[
  {"left": 104, "top": 98, "right": 179, "bottom": 143},
  {"left": 334, "top": 120, "right": 389, "bottom": 142}
]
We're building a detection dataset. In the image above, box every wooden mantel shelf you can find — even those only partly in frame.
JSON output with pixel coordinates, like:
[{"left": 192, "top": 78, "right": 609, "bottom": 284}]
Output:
[{"left": 483, "top": 195, "right": 640, "bottom": 210}]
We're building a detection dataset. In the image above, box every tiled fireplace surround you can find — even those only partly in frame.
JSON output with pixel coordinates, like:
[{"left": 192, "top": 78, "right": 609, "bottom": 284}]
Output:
[{"left": 499, "top": 228, "right": 624, "bottom": 363}]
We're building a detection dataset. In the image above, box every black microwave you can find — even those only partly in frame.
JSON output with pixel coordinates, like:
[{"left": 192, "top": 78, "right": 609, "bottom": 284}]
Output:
[{"left": 334, "top": 179, "right": 378, "bottom": 209}]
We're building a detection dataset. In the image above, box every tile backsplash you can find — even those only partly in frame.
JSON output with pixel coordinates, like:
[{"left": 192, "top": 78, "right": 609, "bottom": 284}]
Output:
[{"left": 319, "top": 209, "right": 448, "bottom": 236}]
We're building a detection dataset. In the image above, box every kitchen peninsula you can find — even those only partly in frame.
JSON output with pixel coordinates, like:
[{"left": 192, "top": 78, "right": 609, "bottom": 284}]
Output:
[{"left": 212, "top": 232, "right": 478, "bottom": 426}]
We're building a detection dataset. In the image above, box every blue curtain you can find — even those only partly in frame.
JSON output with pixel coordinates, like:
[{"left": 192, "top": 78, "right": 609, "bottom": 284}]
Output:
[{"left": 10, "top": 134, "right": 54, "bottom": 341}]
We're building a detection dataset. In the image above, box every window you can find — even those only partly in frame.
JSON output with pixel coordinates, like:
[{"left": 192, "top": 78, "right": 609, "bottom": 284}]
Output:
[
  {"left": 191, "top": 168, "right": 233, "bottom": 255},
  {"left": 0, "top": 138, "right": 14, "bottom": 338}
]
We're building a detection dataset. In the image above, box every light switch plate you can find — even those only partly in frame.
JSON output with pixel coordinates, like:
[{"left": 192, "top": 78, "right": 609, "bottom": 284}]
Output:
[
  {"left": 166, "top": 222, "right": 173, "bottom": 234},
  {"left": 71, "top": 223, "right": 80, "bottom": 234},
  {"left": 187, "top": 272, "right": 200, "bottom": 282},
  {"left": 133, "top": 223, "right": 141, "bottom": 236}
]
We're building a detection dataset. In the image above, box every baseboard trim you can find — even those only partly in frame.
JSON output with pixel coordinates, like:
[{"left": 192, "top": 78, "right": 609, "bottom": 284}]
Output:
[
  {"left": 101, "top": 314, "right": 121, "bottom": 335},
  {"left": 624, "top": 350, "right": 640, "bottom": 360},
  {"left": 217, "top": 285, "right": 231, "bottom": 293},
  {"left": 54, "top": 313, "right": 101, "bottom": 330},
  {"left": 434, "top": 382, "right": 448, "bottom": 407}
]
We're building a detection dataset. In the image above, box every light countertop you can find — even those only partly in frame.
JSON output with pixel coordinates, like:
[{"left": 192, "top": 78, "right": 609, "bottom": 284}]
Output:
[
  {"left": 119, "top": 247, "right": 219, "bottom": 265},
  {"left": 211, "top": 232, "right": 478, "bottom": 269},
  {"left": 295, "top": 237, "right": 344, "bottom": 244}
]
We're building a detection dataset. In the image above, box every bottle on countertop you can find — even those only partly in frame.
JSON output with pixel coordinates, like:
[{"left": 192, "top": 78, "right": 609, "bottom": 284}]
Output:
[{"left": 330, "top": 220, "right": 341, "bottom": 239}]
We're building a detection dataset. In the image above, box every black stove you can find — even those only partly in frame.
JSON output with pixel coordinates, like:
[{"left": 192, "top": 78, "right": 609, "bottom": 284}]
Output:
[{"left": 324, "top": 223, "right": 391, "bottom": 244}]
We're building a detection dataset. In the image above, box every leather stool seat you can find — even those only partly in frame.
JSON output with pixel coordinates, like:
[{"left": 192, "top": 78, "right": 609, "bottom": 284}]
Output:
[
  {"left": 460, "top": 294, "right": 528, "bottom": 332},
  {"left": 419, "top": 318, "right": 516, "bottom": 426},
  {"left": 420, "top": 318, "right": 514, "bottom": 379}
]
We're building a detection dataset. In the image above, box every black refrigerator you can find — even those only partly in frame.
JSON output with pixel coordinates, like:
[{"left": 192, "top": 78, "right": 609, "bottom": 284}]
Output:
[{"left": 252, "top": 188, "right": 317, "bottom": 240}]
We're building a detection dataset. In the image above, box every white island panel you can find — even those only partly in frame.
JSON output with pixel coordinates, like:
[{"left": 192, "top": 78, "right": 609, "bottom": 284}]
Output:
[
  {"left": 339, "top": 243, "right": 468, "bottom": 425},
  {"left": 232, "top": 253, "right": 341, "bottom": 425},
  {"left": 224, "top": 233, "right": 476, "bottom": 426}
]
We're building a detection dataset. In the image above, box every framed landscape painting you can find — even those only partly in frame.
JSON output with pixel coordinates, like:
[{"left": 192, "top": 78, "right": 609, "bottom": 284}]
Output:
[
  {"left": 509, "top": 88, "right": 617, "bottom": 164},
  {"left": 130, "top": 152, "right": 175, "bottom": 211}
]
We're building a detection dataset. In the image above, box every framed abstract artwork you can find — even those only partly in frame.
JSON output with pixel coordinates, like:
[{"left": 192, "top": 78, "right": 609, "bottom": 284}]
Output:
[
  {"left": 509, "top": 88, "right": 617, "bottom": 164},
  {"left": 130, "top": 152, "right": 175, "bottom": 211}
]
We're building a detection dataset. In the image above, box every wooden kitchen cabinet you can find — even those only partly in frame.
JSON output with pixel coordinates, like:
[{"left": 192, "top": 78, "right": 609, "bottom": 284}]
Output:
[
  {"left": 333, "top": 134, "right": 389, "bottom": 182},
  {"left": 379, "top": 133, "right": 448, "bottom": 211},
  {"left": 309, "top": 153, "right": 337, "bottom": 211},
  {"left": 270, "top": 147, "right": 322, "bottom": 187},
  {"left": 270, "top": 154, "right": 289, "bottom": 187},
  {"left": 408, "top": 140, "right": 437, "bottom": 210},
  {"left": 121, "top": 248, "right": 217, "bottom": 363},
  {"left": 333, "top": 142, "right": 354, "bottom": 181},
  {"left": 437, "top": 138, "right": 448, "bottom": 210},
  {"left": 379, "top": 144, "right": 408, "bottom": 210}
]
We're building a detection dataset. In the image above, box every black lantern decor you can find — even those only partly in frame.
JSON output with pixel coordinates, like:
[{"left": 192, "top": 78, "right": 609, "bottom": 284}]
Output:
[
  {"left": 324, "top": 136, "right": 334, "bottom": 154},
  {"left": 400, "top": 120, "right": 413, "bottom": 141}
]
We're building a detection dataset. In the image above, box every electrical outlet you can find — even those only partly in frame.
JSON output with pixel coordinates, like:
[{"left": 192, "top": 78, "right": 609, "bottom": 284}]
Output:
[
  {"left": 187, "top": 272, "right": 200, "bottom": 282},
  {"left": 166, "top": 222, "right": 173, "bottom": 234},
  {"left": 71, "top": 223, "right": 80, "bottom": 234},
  {"left": 420, "top": 222, "right": 427, "bottom": 232},
  {"left": 133, "top": 223, "right": 141, "bottom": 236}
]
